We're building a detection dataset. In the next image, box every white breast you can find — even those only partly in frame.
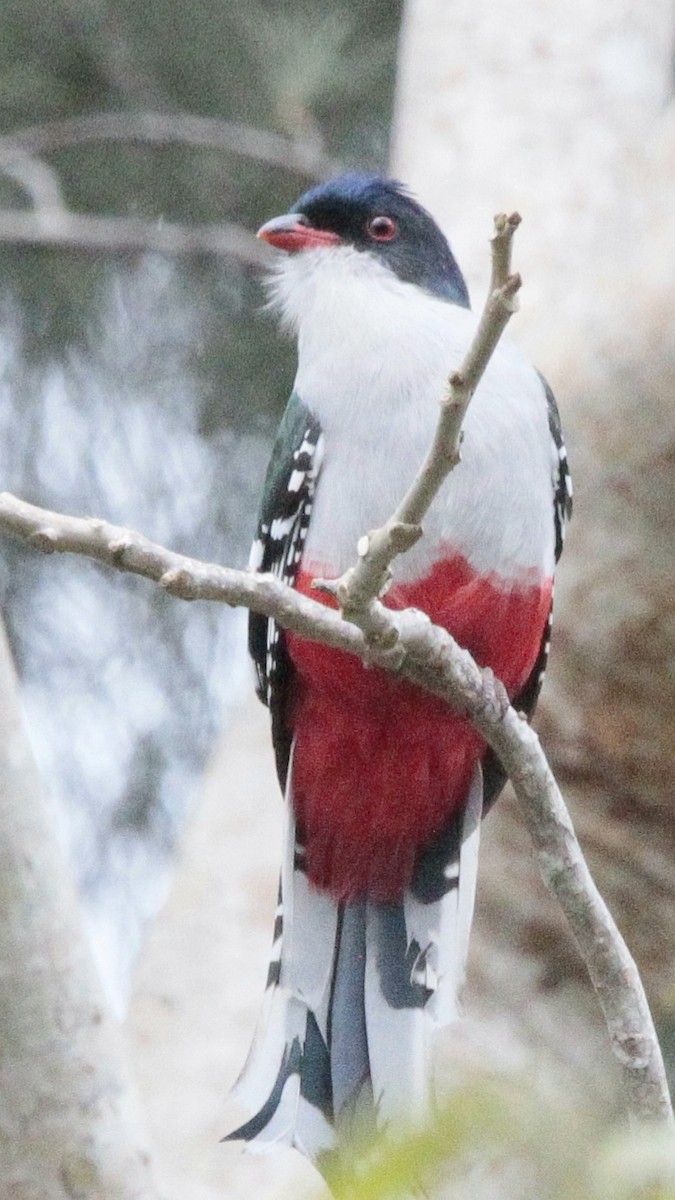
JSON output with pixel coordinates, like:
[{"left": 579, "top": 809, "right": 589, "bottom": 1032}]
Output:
[{"left": 268, "top": 246, "right": 557, "bottom": 586}]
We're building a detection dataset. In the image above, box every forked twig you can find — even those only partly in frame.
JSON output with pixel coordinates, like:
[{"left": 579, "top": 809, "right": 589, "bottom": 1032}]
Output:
[{"left": 0, "top": 211, "right": 670, "bottom": 1129}]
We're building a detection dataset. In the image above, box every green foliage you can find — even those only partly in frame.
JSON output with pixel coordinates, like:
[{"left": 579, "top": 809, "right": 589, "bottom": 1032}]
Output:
[{"left": 307, "top": 1081, "right": 675, "bottom": 1200}]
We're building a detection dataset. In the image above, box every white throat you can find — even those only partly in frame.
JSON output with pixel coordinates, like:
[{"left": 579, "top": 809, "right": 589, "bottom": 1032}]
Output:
[
  {"left": 267, "top": 245, "right": 462, "bottom": 422},
  {"left": 268, "top": 245, "right": 556, "bottom": 584}
]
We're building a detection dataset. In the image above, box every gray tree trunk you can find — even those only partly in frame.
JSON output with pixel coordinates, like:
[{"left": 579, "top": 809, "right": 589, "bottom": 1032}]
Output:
[
  {"left": 392, "top": 0, "right": 675, "bottom": 1097},
  {"left": 0, "top": 621, "right": 158, "bottom": 1199}
]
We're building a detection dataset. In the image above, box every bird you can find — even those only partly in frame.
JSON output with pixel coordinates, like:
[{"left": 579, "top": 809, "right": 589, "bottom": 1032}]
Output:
[{"left": 226, "top": 173, "right": 572, "bottom": 1170}]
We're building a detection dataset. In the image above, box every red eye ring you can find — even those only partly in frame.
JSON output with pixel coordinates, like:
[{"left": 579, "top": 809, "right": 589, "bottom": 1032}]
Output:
[{"left": 367, "top": 215, "right": 398, "bottom": 242}]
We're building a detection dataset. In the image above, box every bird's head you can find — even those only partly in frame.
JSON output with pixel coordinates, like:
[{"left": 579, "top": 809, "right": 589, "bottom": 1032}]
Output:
[{"left": 257, "top": 173, "right": 470, "bottom": 308}]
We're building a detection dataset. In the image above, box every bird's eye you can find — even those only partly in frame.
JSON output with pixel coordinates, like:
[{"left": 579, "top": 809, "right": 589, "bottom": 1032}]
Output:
[{"left": 367, "top": 216, "right": 398, "bottom": 242}]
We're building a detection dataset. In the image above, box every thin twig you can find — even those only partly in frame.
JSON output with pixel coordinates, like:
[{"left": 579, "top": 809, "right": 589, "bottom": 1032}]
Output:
[
  {"left": 0, "top": 214, "right": 670, "bottom": 1129},
  {"left": 0, "top": 489, "right": 671, "bottom": 1127},
  {"left": 319, "top": 213, "right": 522, "bottom": 631},
  {"left": 0, "top": 111, "right": 343, "bottom": 182},
  {"left": 0, "top": 148, "right": 65, "bottom": 212},
  {"left": 0, "top": 110, "right": 341, "bottom": 259},
  {"left": 0, "top": 207, "right": 268, "bottom": 264}
]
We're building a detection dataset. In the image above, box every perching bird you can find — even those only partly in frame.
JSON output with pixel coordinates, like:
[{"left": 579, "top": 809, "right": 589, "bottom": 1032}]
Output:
[{"left": 227, "top": 174, "right": 572, "bottom": 1167}]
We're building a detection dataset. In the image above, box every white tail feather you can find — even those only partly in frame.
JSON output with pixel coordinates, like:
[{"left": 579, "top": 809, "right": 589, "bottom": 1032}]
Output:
[{"left": 228, "top": 755, "right": 483, "bottom": 1165}]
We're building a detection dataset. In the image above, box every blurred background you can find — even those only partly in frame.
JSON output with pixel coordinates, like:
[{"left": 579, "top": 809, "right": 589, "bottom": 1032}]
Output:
[
  {"left": 0, "top": 0, "right": 401, "bottom": 1006},
  {"left": 0, "top": 1, "right": 674, "bottom": 1197}
]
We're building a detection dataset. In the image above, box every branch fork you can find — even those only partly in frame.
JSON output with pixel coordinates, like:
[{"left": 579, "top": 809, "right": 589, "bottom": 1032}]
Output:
[
  {"left": 312, "top": 211, "right": 523, "bottom": 654},
  {"left": 0, "top": 211, "right": 671, "bottom": 1130}
]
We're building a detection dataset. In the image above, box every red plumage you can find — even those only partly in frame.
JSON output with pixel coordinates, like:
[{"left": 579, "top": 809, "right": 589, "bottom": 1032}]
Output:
[{"left": 287, "top": 551, "right": 552, "bottom": 901}]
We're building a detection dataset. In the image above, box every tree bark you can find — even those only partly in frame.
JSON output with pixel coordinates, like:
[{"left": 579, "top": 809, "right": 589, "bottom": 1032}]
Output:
[
  {"left": 392, "top": 0, "right": 675, "bottom": 1084},
  {"left": 0, "top": 620, "right": 158, "bottom": 1199}
]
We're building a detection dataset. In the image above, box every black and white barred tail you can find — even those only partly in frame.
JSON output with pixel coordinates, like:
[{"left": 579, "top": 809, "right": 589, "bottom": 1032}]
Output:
[{"left": 226, "top": 759, "right": 483, "bottom": 1167}]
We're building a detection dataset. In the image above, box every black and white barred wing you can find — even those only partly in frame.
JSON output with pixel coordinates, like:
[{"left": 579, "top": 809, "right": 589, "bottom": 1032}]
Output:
[
  {"left": 248, "top": 392, "right": 324, "bottom": 787},
  {"left": 541, "top": 374, "right": 573, "bottom": 565},
  {"left": 527, "top": 377, "right": 572, "bottom": 697}
]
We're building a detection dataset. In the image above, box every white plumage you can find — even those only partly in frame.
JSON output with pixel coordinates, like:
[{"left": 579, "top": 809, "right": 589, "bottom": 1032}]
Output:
[
  {"left": 232, "top": 757, "right": 483, "bottom": 1161},
  {"left": 268, "top": 244, "right": 557, "bottom": 584},
  {"left": 233, "top": 174, "right": 569, "bottom": 1176}
]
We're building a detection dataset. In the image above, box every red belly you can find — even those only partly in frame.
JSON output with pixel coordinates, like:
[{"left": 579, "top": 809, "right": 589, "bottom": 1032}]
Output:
[{"left": 287, "top": 552, "right": 552, "bottom": 901}]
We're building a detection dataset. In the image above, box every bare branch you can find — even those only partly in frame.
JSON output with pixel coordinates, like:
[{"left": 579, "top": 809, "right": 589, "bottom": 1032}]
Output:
[
  {"left": 0, "top": 494, "right": 366, "bottom": 657},
  {"left": 0, "top": 110, "right": 341, "bottom": 259},
  {"left": 0, "top": 148, "right": 65, "bottom": 212},
  {"left": 304, "top": 210, "right": 671, "bottom": 1123},
  {"left": 0, "top": 111, "right": 343, "bottom": 182},
  {"left": 0, "top": 214, "right": 669, "bottom": 1131},
  {"left": 325, "top": 212, "right": 522, "bottom": 630},
  {"left": 0, "top": 489, "right": 671, "bottom": 1129},
  {"left": 0, "top": 207, "right": 268, "bottom": 264}
]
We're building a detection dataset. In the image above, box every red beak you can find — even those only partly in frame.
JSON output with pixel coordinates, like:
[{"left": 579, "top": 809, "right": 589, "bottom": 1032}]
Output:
[{"left": 257, "top": 213, "right": 341, "bottom": 253}]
